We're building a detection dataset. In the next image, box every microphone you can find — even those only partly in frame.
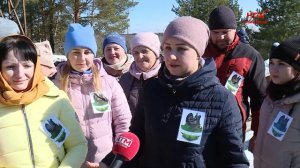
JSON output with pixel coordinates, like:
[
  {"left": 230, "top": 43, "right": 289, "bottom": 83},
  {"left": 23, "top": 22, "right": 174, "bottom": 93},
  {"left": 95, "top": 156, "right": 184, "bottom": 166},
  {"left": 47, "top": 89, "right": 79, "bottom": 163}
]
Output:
[{"left": 109, "top": 132, "right": 140, "bottom": 168}]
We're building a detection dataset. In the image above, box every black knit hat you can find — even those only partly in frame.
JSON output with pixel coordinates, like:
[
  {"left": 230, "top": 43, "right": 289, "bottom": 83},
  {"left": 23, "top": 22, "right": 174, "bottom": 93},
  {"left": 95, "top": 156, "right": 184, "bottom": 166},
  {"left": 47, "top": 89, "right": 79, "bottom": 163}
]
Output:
[
  {"left": 270, "top": 36, "right": 300, "bottom": 71},
  {"left": 208, "top": 6, "right": 237, "bottom": 30},
  {"left": 269, "top": 42, "right": 280, "bottom": 57}
]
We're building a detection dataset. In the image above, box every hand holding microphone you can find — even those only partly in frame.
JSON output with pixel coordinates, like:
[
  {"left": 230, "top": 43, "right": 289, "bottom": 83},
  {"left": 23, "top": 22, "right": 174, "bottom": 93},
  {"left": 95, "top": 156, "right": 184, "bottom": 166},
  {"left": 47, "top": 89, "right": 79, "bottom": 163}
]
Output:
[{"left": 109, "top": 132, "right": 140, "bottom": 168}]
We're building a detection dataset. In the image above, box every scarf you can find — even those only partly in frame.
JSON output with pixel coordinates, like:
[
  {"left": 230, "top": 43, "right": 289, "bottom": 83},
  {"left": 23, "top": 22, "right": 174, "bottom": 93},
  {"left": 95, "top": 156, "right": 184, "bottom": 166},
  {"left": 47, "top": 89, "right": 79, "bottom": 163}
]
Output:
[
  {"left": 0, "top": 57, "right": 49, "bottom": 105},
  {"left": 129, "top": 57, "right": 162, "bottom": 80},
  {"left": 102, "top": 54, "right": 133, "bottom": 77},
  {"left": 267, "top": 76, "right": 300, "bottom": 101}
]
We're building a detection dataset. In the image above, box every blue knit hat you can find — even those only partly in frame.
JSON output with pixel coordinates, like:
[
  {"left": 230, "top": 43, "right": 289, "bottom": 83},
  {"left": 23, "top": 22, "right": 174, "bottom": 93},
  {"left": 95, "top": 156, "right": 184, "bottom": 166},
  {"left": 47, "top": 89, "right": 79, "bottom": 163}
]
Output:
[
  {"left": 102, "top": 32, "right": 127, "bottom": 53},
  {"left": 64, "top": 23, "right": 97, "bottom": 55}
]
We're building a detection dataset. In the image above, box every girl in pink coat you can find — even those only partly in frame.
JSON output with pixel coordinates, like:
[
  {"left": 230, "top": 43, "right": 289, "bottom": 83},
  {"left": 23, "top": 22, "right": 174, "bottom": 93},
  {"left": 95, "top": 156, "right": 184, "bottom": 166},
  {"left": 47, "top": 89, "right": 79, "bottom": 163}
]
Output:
[
  {"left": 254, "top": 36, "right": 300, "bottom": 168},
  {"left": 52, "top": 23, "right": 131, "bottom": 168}
]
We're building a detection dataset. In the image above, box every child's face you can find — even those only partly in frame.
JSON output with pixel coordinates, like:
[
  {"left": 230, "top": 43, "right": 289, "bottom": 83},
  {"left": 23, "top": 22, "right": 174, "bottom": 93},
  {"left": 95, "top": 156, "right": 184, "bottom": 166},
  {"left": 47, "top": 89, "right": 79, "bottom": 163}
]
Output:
[
  {"left": 68, "top": 48, "right": 94, "bottom": 72},
  {"left": 269, "top": 58, "right": 298, "bottom": 85},
  {"left": 163, "top": 37, "right": 199, "bottom": 77}
]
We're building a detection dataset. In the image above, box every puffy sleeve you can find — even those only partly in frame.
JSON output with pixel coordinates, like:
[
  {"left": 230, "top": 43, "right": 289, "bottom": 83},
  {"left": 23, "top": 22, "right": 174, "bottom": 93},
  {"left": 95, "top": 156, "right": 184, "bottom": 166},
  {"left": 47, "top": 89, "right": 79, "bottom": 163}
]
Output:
[
  {"left": 109, "top": 77, "right": 132, "bottom": 135},
  {"left": 217, "top": 91, "right": 250, "bottom": 167},
  {"left": 58, "top": 91, "right": 88, "bottom": 168}
]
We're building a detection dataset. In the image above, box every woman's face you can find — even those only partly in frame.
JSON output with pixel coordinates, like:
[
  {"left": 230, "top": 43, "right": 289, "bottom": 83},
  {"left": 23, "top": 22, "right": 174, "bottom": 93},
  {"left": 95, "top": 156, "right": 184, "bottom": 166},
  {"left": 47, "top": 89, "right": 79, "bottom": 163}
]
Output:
[
  {"left": 68, "top": 48, "right": 94, "bottom": 72},
  {"left": 163, "top": 37, "right": 199, "bottom": 77},
  {"left": 269, "top": 58, "right": 298, "bottom": 85},
  {"left": 1, "top": 50, "right": 35, "bottom": 91},
  {"left": 132, "top": 46, "right": 157, "bottom": 72},
  {"left": 104, "top": 43, "right": 126, "bottom": 65}
]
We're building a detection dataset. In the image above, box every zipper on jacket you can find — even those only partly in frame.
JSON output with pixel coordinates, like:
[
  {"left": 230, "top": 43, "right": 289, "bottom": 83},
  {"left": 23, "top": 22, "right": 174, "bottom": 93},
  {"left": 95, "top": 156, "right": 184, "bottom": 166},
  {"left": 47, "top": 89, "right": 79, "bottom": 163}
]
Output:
[
  {"left": 56, "top": 156, "right": 61, "bottom": 166},
  {"left": 80, "top": 77, "right": 90, "bottom": 138},
  {"left": 167, "top": 84, "right": 177, "bottom": 94},
  {"left": 21, "top": 105, "right": 36, "bottom": 168},
  {"left": 172, "top": 88, "right": 176, "bottom": 94}
]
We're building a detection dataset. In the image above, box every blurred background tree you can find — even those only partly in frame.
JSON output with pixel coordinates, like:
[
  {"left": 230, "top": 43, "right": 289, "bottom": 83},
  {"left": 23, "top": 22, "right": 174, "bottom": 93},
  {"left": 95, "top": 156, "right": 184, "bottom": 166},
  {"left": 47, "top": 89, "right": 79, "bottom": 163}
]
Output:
[
  {"left": 172, "top": 0, "right": 244, "bottom": 27},
  {"left": 1, "top": 0, "right": 299, "bottom": 59},
  {"left": 173, "top": 0, "right": 300, "bottom": 60},
  {"left": 0, "top": 0, "right": 137, "bottom": 55},
  {"left": 251, "top": 0, "right": 300, "bottom": 59}
]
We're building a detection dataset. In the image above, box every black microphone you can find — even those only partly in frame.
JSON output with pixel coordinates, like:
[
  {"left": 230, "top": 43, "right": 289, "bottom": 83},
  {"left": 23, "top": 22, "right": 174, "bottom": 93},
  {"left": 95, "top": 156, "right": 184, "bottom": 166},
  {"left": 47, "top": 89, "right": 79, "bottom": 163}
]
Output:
[{"left": 109, "top": 154, "right": 124, "bottom": 168}]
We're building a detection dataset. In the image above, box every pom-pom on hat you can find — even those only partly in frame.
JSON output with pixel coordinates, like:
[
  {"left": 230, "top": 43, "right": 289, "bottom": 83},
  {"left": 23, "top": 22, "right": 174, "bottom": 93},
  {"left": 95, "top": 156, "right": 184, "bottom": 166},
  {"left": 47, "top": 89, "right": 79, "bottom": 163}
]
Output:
[
  {"left": 270, "top": 36, "right": 300, "bottom": 71},
  {"left": 130, "top": 32, "right": 161, "bottom": 57},
  {"left": 103, "top": 32, "right": 127, "bottom": 53},
  {"left": 163, "top": 16, "right": 210, "bottom": 57},
  {"left": 208, "top": 6, "right": 237, "bottom": 30},
  {"left": 64, "top": 23, "right": 97, "bottom": 55}
]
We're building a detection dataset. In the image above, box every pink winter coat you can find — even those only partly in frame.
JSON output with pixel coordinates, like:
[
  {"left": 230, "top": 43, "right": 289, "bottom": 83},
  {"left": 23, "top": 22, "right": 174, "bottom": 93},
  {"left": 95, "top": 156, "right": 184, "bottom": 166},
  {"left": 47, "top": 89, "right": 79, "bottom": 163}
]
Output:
[
  {"left": 52, "top": 58, "right": 132, "bottom": 163},
  {"left": 254, "top": 94, "right": 300, "bottom": 168}
]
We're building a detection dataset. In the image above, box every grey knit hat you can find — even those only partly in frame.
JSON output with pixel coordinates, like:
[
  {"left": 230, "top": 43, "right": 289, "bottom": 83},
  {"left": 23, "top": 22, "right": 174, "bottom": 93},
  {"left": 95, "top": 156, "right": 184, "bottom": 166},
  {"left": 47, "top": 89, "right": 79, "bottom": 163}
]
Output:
[
  {"left": 0, "top": 17, "right": 20, "bottom": 38},
  {"left": 163, "top": 16, "right": 210, "bottom": 57},
  {"left": 208, "top": 6, "right": 237, "bottom": 30}
]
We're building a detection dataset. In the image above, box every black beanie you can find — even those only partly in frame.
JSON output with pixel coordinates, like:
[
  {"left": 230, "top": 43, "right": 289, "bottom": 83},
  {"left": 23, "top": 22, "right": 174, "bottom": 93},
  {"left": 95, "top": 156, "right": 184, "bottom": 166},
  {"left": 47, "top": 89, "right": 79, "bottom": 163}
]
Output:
[
  {"left": 269, "top": 42, "right": 280, "bottom": 57},
  {"left": 270, "top": 36, "right": 300, "bottom": 71},
  {"left": 208, "top": 6, "right": 237, "bottom": 30}
]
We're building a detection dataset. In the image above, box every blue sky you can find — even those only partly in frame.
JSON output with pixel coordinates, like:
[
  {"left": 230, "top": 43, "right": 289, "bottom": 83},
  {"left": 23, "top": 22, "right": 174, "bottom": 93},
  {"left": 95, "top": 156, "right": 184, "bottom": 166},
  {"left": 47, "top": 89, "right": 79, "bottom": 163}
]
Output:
[{"left": 128, "top": 0, "right": 260, "bottom": 33}]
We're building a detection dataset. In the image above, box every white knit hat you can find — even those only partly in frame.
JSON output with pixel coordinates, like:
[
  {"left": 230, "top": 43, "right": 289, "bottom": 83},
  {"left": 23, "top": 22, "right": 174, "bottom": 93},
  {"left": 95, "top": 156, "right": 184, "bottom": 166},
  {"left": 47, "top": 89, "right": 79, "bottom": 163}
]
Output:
[{"left": 0, "top": 17, "right": 20, "bottom": 38}]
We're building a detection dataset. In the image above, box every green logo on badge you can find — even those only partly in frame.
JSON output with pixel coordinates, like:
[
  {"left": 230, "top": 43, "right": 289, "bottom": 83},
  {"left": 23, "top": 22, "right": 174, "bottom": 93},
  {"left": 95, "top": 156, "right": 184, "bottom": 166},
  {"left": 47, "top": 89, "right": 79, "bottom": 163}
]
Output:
[
  {"left": 45, "top": 119, "right": 63, "bottom": 139},
  {"left": 181, "top": 113, "right": 203, "bottom": 141}
]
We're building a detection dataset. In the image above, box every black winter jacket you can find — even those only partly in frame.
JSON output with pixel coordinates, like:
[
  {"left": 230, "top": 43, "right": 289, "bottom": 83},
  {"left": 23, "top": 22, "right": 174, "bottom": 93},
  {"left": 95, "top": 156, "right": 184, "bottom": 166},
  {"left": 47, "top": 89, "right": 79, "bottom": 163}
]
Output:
[
  {"left": 119, "top": 72, "right": 142, "bottom": 115},
  {"left": 126, "top": 58, "right": 249, "bottom": 168}
]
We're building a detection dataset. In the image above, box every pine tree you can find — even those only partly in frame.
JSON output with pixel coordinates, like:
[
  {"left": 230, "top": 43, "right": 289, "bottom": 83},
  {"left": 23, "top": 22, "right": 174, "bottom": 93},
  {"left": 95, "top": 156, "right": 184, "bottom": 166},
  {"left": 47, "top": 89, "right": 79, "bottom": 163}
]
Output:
[
  {"left": 252, "top": 0, "right": 300, "bottom": 59},
  {"left": 1, "top": 0, "right": 138, "bottom": 55},
  {"left": 172, "top": 0, "right": 243, "bottom": 26}
]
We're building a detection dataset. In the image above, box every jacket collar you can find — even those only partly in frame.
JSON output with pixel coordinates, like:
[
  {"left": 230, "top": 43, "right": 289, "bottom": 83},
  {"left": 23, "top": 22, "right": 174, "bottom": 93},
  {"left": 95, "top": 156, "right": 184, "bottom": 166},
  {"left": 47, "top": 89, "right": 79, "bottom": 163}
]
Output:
[
  {"left": 280, "top": 92, "right": 300, "bottom": 105},
  {"left": 158, "top": 58, "right": 220, "bottom": 92}
]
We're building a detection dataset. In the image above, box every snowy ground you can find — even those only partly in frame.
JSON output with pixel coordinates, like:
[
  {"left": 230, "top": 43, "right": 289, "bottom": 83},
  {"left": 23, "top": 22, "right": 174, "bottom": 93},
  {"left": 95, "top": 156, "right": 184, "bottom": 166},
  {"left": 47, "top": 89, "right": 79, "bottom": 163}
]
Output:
[{"left": 244, "top": 121, "right": 254, "bottom": 168}]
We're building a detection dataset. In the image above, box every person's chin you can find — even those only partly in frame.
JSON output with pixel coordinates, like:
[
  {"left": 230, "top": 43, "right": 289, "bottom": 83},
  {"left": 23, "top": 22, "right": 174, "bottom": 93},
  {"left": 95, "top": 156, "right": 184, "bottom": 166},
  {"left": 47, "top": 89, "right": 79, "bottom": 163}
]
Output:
[
  {"left": 169, "top": 69, "right": 182, "bottom": 77},
  {"left": 75, "top": 67, "right": 88, "bottom": 72},
  {"left": 211, "top": 42, "right": 226, "bottom": 51},
  {"left": 216, "top": 44, "right": 227, "bottom": 50},
  {"left": 109, "top": 60, "right": 119, "bottom": 65},
  {"left": 13, "top": 85, "right": 28, "bottom": 92},
  {"left": 271, "top": 79, "right": 283, "bottom": 85}
]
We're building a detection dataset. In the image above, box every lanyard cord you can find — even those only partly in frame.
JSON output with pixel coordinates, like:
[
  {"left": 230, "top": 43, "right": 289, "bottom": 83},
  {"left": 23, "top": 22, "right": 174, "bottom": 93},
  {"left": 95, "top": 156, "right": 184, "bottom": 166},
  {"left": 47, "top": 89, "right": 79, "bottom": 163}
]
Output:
[{"left": 288, "top": 104, "right": 296, "bottom": 116}]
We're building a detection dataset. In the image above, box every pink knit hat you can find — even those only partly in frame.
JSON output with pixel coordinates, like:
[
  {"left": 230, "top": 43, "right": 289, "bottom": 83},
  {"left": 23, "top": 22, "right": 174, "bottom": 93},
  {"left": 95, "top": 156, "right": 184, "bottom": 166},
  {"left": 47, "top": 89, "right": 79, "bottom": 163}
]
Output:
[
  {"left": 130, "top": 32, "right": 161, "bottom": 57},
  {"left": 163, "top": 16, "right": 210, "bottom": 57}
]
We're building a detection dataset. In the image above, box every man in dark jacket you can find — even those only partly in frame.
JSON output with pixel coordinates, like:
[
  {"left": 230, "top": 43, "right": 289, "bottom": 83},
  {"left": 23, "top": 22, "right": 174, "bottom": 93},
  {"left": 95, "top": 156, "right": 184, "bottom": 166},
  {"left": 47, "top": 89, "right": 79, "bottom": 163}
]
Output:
[{"left": 204, "top": 6, "right": 267, "bottom": 145}]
